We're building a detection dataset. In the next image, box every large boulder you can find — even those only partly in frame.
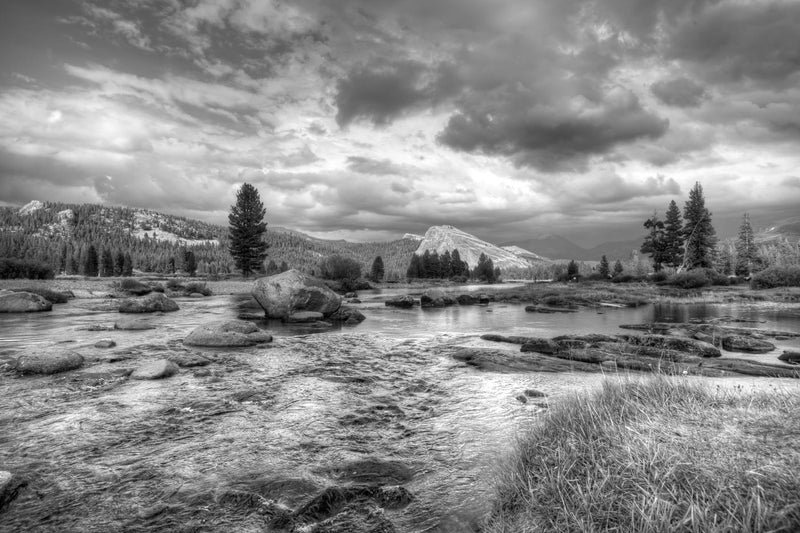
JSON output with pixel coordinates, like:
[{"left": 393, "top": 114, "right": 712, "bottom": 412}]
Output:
[
  {"left": 328, "top": 306, "right": 366, "bottom": 325},
  {"left": 183, "top": 320, "right": 272, "bottom": 347},
  {"left": 420, "top": 289, "right": 457, "bottom": 308},
  {"left": 15, "top": 348, "right": 84, "bottom": 374},
  {"left": 385, "top": 295, "right": 417, "bottom": 308},
  {"left": 721, "top": 335, "right": 776, "bottom": 353},
  {"left": 0, "top": 291, "right": 52, "bottom": 313},
  {"left": 118, "top": 293, "right": 179, "bottom": 313},
  {"left": 131, "top": 359, "right": 179, "bottom": 380},
  {"left": 252, "top": 270, "right": 341, "bottom": 319}
]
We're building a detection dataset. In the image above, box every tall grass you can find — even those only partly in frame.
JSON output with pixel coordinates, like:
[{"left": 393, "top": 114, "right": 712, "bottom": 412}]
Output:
[{"left": 486, "top": 377, "right": 800, "bottom": 532}]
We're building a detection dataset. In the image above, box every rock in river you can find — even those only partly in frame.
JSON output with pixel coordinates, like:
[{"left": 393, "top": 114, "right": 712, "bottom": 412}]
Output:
[
  {"left": 115, "top": 317, "right": 155, "bottom": 330},
  {"left": 183, "top": 320, "right": 272, "bottom": 347},
  {"left": 328, "top": 306, "right": 366, "bottom": 324},
  {"left": 0, "top": 291, "right": 52, "bottom": 313},
  {"left": 118, "top": 293, "right": 179, "bottom": 313},
  {"left": 94, "top": 339, "right": 116, "bottom": 348},
  {"left": 779, "top": 351, "right": 800, "bottom": 364},
  {"left": 131, "top": 359, "right": 179, "bottom": 380},
  {"left": 1, "top": 470, "right": 23, "bottom": 512},
  {"left": 721, "top": 335, "right": 775, "bottom": 353},
  {"left": 285, "top": 311, "right": 324, "bottom": 323},
  {"left": 420, "top": 289, "right": 456, "bottom": 308},
  {"left": 385, "top": 295, "right": 417, "bottom": 308},
  {"left": 252, "top": 269, "right": 342, "bottom": 319},
  {"left": 15, "top": 348, "right": 84, "bottom": 374}
]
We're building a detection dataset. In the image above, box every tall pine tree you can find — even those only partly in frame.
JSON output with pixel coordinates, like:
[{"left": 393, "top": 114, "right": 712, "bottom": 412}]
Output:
[
  {"left": 682, "top": 182, "right": 717, "bottom": 270},
  {"left": 370, "top": 256, "right": 385, "bottom": 281},
  {"left": 228, "top": 183, "right": 269, "bottom": 277},
  {"left": 662, "top": 200, "right": 684, "bottom": 269},
  {"left": 641, "top": 211, "right": 667, "bottom": 271},
  {"left": 735, "top": 212, "right": 757, "bottom": 276}
]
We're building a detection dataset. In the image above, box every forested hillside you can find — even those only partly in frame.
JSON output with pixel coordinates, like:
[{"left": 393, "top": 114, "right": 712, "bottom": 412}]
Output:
[{"left": 0, "top": 201, "right": 417, "bottom": 279}]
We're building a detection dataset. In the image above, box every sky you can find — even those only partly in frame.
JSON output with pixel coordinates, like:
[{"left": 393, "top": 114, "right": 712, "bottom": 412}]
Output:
[{"left": 1, "top": 0, "right": 799, "bottom": 247}]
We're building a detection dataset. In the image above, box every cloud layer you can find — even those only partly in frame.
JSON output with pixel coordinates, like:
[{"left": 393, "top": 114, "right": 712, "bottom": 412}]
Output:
[{"left": 0, "top": 0, "right": 799, "bottom": 245}]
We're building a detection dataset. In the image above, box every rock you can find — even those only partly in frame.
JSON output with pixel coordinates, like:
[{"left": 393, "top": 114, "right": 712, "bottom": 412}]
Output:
[
  {"left": 421, "top": 289, "right": 455, "bottom": 308},
  {"left": 516, "top": 394, "right": 528, "bottom": 403},
  {"left": 114, "top": 317, "right": 155, "bottom": 330},
  {"left": 15, "top": 348, "right": 84, "bottom": 374},
  {"left": 778, "top": 351, "right": 800, "bottom": 364},
  {"left": 168, "top": 353, "right": 211, "bottom": 367},
  {"left": 551, "top": 334, "right": 619, "bottom": 348},
  {"left": 453, "top": 348, "right": 601, "bottom": 373},
  {"left": 721, "top": 335, "right": 776, "bottom": 353},
  {"left": 385, "top": 295, "right": 417, "bottom": 308},
  {"left": 319, "top": 459, "right": 413, "bottom": 485},
  {"left": 131, "top": 359, "right": 179, "bottom": 380},
  {"left": 94, "top": 339, "right": 116, "bottom": 348},
  {"left": 183, "top": 320, "right": 273, "bottom": 347},
  {"left": 328, "top": 306, "right": 366, "bottom": 324},
  {"left": 252, "top": 269, "right": 342, "bottom": 319},
  {"left": 188, "top": 292, "right": 205, "bottom": 298},
  {"left": 118, "top": 293, "right": 179, "bottom": 313},
  {"left": 347, "top": 298, "right": 361, "bottom": 304},
  {"left": 117, "top": 279, "right": 152, "bottom": 296},
  {"left": 520, "top": 338, "right": 561, "bottom": 355},
  {"left": 619, "top": 335, "right": 721, "bottom": 358},
  {"left": 693, "top": 331, "right": 715, "bottom": 344},
  {"left": 344, "top": 292, "right": 357, "bottom": 298},
  {"left": 237, "top": 312, "right": 265, "bottom": 320},
  {"left": 525, "top": 305, "right": 577, "bottom": 313},
  {"left": 618, "top": 323, "right": 675, "bottom": 332},
  {"left": 0, "top": 470, "right": 24, "bottom": 512},
  {"left": 285, "top": 311, "right": 325, "bottom": 323},
  {"left": 0, "top": 291, "right": 52, "bottom": 313},
  {"left": 478, "top": 294, "right": 491, "bottom": 304},
  {"left": 456, "top": 294, "right": 477, "bottom": 305},
  {"left": 524, "top": 389, "right": 546, "bottom": 397}
]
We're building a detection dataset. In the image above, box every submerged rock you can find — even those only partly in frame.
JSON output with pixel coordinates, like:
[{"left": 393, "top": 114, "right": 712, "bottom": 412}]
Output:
[
  {"left": 183, "top": 320, "right": 272, "bottom": 347},
  {"left": 0, "top": 291, "right": 52, "bottom": 313},
  {"left": 114, "top": 317, "right": 155, "bottom": 330},
  {"left": 385, "top": 296, "right": 417, "bottom": 308},
  {"left": 420, "top": 289, "right": 456, "bottom": 308},
  {"left": 118, "top": 293, "right": 179, "bottom": 313},
  {"left": 131, "top": 359, "right": 179, "bottom": 380},
  {"left": 252, "top": 269, "right": 342, "bottom": 319},
  {"left": 721, "top": 335, "right": 775, "bottom": 353},
  {"left": 15, "top": 348, "right": 84, "bottom": 374}
]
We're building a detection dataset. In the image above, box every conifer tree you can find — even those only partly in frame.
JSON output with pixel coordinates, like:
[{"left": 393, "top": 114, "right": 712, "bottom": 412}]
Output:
[
  {"left": 228, "top": 183, "right": 269, "bottom": 277},
  {"left": 641, "top": 211, "right": 668, "bottom": 271},
  {"left": 115, "top": 250, "right": 125, "bottom": 276},
  {"left": 122, "top": 252, "right": 133, "bottom": 276},
  {"left": 406, "top": 254, "right": 422, "bottom": 279},
  {"left": 184, "top": 249, "right": 197, "bottom": 276},
  {"left": 598, "top": 255, "right": 610, "bottom": 278},
  {"left": 662, "top": 200, "right": 684, "bottom": 269},
  {"left": 682, "top": 182, "right": 717, "bottom": 269},
  {"left": 84, "top": 244, "right": 99, "bottom": 277},
  {"left": 266, "top": 259, "right": 279, "bottom": 275},
  {"left": 370, "top": 256, "right": 385, "bottom": 281},
  {"left": 279, "top": 260, "right": 288, "bottom": 272},
  {"left": 613, "top": 259, "right": 624, "bottom": 276},
  {"left": 735, "top": 213, "right": 757, "bottom": 276},
  {"left": 566, "top": 259, "right": 579, "bottom": 279},
  {"left": 100, "top": 248, "right": 114, "bottom": 277}
]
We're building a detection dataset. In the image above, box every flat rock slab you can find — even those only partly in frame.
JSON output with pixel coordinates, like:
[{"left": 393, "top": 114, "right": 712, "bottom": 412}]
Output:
[
  {"left": 721, "top": 335, "right": 776, "bottom": 353},
  {"left": 285, "top": 311, "right": 324, "bottom": 323},
  {"left": 183, "top": 320, "right": 272, "bottom": 347},
  {"left": 131, "top": 359, "right": 179, "bottom": 380},
  {"left": 94, "top": 339, "right": 116, "bottom": 348},
  {"left": 168, "top": 353, "right": 211, "bottom": 367},
  {"left": 115, "top": 317, "right": 155, "bottom": 330},
  {"left": 15, "top": 348, "right": 84, "bottom": 374},
  {"left": 0, "top": 291, "right": 52, "bottom": 313},
  {"left": 385, "top": 296, "right": 417, "bottom": 308},
  {"left": 118, "top": 293, "right": 179, "bottom": 313},
  {"left": 619, "top": 334, "right": 721, "bottom": 358}
]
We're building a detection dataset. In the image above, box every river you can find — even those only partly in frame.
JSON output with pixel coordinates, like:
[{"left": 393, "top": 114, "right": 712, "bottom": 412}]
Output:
[{"left": 1, "top": 290, "right": 799, "bottom": 532}]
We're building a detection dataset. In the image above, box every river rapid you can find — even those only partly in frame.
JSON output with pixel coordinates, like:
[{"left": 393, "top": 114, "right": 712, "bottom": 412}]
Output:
[{"left": 1, "top": 290, "right": 799, "bottom": 532}]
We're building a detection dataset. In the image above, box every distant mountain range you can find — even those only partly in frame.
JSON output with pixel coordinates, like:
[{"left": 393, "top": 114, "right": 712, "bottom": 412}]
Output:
[
  {"left": 500, "top": 234, "right": 642, "bottom": 261},
  {"left": 758, "top": 216, "right": 800, "bottom": 242}
]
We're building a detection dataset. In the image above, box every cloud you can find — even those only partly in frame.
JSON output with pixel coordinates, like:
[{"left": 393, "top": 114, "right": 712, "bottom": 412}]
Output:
[{"left": 651, "top": 77, "right": 708, "bottom": 108}]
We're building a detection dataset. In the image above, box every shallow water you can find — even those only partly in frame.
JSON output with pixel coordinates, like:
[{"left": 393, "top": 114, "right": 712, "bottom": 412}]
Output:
[{"left": 1, "top": 292, "right": 799, "bottom": 532}]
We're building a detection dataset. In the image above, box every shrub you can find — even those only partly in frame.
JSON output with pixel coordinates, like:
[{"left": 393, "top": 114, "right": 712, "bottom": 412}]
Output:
[
  {"left": 10, "top": 287, "right": 71, "bottom": 303},
  {"left": 750, "top": 265, "right": 800, "bottom": 289},
  {"left": 184, "top": 281, "right": 212, "bottom": 296},
  {"left": 666, "top": 269, "right": 710, "bottom": 289},
  {"left": 649, "top": 271, "right": 668, "bottom": 283},
  {"left": 610, "top": 274, "right": 643, "bottom": 283},
  {"left": 0, "top": 258, "right": 54, "bottom": 280},
  {"left": 119, "top": 278, "right": 152, "bottom": 295},
  {"left": 166, "top": 279, "right": 184, "bottom": 290},
  {"left": 318, "top": 254, "right": 361, "bottom": 281},
  {"left": 150, "top": 283, "right": 165, "bottom": 293}
]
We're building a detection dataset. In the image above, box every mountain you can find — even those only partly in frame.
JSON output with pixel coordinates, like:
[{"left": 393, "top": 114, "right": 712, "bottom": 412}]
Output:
[
  {"left": 584, "top": 239, "right": 642, "bottom": 262},
  {"left": 414, "top": 225, "right": 546, "bottom": 270},
  {"left": 501, "top": 233, "right": 640, "bottom": 261},
  {"left": 757, "top": 216, "right": 800, "bottom": 242}
]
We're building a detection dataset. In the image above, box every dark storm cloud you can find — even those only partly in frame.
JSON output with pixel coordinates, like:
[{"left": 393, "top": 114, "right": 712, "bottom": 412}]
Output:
[
  {"left": 335, "top": 60, "right": 460, "bottom": 126},
  {"left": 439, "top": 87, "right": 669, "bottom": 172},
  {"left": 651, "top": 77, "right": 708, "bottom": 108}
]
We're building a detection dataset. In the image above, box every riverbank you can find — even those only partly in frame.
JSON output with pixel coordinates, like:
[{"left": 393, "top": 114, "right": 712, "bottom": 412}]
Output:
[{"left": 485, "top": 376, "right": 800, "bottom": 532}]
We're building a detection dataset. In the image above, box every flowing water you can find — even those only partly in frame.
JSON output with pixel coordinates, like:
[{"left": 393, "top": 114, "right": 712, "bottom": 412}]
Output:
[{"left": 1, "top": 292, "right": 799, "bottom": 532}]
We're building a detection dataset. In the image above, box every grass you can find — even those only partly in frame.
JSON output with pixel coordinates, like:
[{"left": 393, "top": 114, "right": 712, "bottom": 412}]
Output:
[{"left": 485, "top": 377, "right": 800, "bottom": 532}]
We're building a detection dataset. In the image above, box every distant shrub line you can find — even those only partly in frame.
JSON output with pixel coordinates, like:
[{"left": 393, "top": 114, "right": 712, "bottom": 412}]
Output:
[{"left": 0, "top": 258, "right": 54, "bottom": 280}]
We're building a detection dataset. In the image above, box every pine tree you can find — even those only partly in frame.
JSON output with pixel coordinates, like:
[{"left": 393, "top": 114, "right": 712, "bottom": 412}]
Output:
[
  {"left": 682, "top": 182, "right": 717, "bottom": 270},
  {"left": 279, "top": 260, "right": 288, "bottom": 272},
  {"left": 451, "top": 249, "right": 466, "bottom": 277},
  {"left": 662, "top": 200, "right": 684, "bottom": 269},
  {"left": 84, "top": 244, "right": 99, "bottom": 277},
  {"left": 474, "top": 253, "right": 495, "bottom": 282},
  {"left": 566, "top": 259, "right": 579, "bottom": 279},
  {"left": 228, "top": 183, "right": 269, "bottom": 277},
  {"left": 406, "top": 254, "right": 422, "bottom": 279},
  {"left": 613, "top": 259, "right": 624, "bottom": 276},
  {"left": 370, "top": 256, "right": 385, "bottom": 281},
  {"left": 184, "top": 249, "right": 197, "bottom": 276},
  {"left": 266, "top": 259, "right": 279, "bottom": 275},
  {"left": 735, "top": 213, "right": 757, "bottom": 276},
  {"left": 100, "top": 248, "right": 114, "bottom": 277},
  {"left": 641, "top": 211, "right": 668, "bottom": 271},
  {"left": 123, "top": 252, "right": 133, "bottom": 276},
  {"left": 115, "top": 250, "right": 125, "bottom": 276},
  {"left": 598, "top": 255, "right": 610, "bottom": 278}
]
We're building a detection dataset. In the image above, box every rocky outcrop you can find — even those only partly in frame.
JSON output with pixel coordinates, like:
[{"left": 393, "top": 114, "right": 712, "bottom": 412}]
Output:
[
  {"left": 15, "top": 348, "right": 84, "bottom": 374},
  {"left": 328, "top": 306, "right": 366, "bottom": 325},
  {"left": 131, "top": 359, "right": 179, "bottom": 380},
  {"left": 525, "top": 305, "right": 577, "bottom": 313},
  {"left": 183, "top": 320, "right": 272, "bottom": 347},
  {"left": 252, "top": 270, "right": 342, "bottom": 319},
  {"left": 618, "top": 334, "right": 721, "bottom": 358},
  {"left": 0, "top": 470, "right": 24, "bottom": 512},
  {"left": 0, "top": 291, "right": 52, "bottom": 313},
  {"left": 420, "top": 289, "right": 456, "bottom": 308},
  {"left": 779, "top": 351, "right": 800, "bottom": 364},
  {"left": 118, "top": 293, "right": 179, "bottom": 313},
  {"left": 456, "top": 294, "right": 477, "bottom": 305},
  {"left": 385, "top": 296, "right": 417, "bottom": 308},
  {"left": 721, "top": 335, "right": 775, "bottom": 353}
]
